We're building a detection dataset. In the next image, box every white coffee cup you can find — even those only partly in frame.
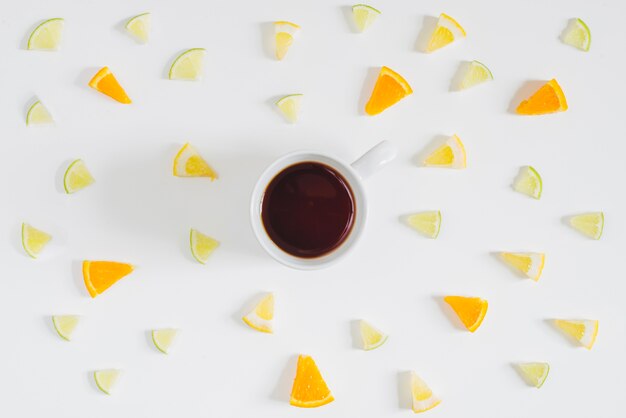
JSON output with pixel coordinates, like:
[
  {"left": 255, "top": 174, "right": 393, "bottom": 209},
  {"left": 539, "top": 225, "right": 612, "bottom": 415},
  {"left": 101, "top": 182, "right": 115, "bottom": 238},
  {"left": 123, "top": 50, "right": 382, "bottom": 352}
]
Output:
[{"left": 250, "top": 140, "right": 397, "bottom": 270}]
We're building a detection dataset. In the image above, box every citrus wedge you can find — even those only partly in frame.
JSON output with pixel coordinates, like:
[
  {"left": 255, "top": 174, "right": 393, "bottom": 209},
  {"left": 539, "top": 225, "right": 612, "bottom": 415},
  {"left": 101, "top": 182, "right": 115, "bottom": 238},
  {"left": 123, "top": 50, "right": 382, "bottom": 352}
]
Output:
[
  {"left": 276, "top": 94, "right": 302, "bottom": 123},
  {"left": 561, "top": 18, "right": 591, "bottom": 51},
  {"left": 426, "top": 13, "right": 466, "bottom": 52},
  {"left": 125, "top": 12, "right": 151, "bottom": 43},
  {"left": 22, "top": 223, "right": 52, "bottom": 258},
  {"left": 242, "top": 293, "right": 274, "bottom": 333},
  {"left": 83, "top": 260, "right": 134, "bottom": 298},
  {"left": 173, "top": 143, "right": 218, "bottom": 179},
  {"left": 94, "top": 369, "right": 121, "bottom": 395},
  {"left": 500, "top": 252, "right": 545, "bottom": 281},
  {"left": 190, "top": 229, "right": 219, "bottom": 264},
  {"left": 423, "top": 134, "right": 466, "bottom": 169},
  {"left": 290, "top": 355, "right": 334, "bottom": 408},
  {"left": 410, "top": 372, "right": 441, "bottom": 413},
  {"left": 554, "top": 319, "right": 598, "bottom": 349},
  {"left": 52, "top": 315, "right": 80, "bottom": 341},
  {"left": 569, "top": 212, "right": 604, "bottom": 239},
  {"left": 407, "top": 211, "right": 441, "bottom": 239},
  {"left": 360, "top": 320, "right": 388, "bottom": 350},
  {"left": 27, "top": 18, "right": 64, "bottom": 50},
  {"left": 352, "top": 4, "right": 381, "bottom": 32},
  {"left": 517, "top": 362, "right": 550, "bottom": 388},
  {"left": 513, "top": 166, "right": 542, "bottom": 199},
  {"left": 26, "top": 100, "right": 54, "bottom": 125},
  {"left": 274, "top": 21, "right": 300, "bottom": 60},
  {"left": 365, "top": 66, "right": 413, "bottom": 115},
  {"left": 169, "top": 48, "right": 205, "bottom": 80},
  {"left": 516, "top": 79, "right": 567, "bottom": 115},
  {"left": 457, "top": 60, "right": 493, "bottom": 90},
  {"left": 444, "top": 296, "right": 488, "bottom": 332},
  {"left": 152, "top": 328, "right": 178, "bottom": 354},
  {"left": 88, "top": 67, "right": 132, "bottom": 104},
  {"left": 63, "top": 159, "right": 95, "bottom": 194}
]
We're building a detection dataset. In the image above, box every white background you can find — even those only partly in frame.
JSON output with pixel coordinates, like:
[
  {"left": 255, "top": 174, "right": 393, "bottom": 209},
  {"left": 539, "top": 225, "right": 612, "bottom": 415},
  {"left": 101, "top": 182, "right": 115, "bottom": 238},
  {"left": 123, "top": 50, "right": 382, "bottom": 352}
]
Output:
[{"left": 1, "top": 0, "right": 625, "bottom": 416}]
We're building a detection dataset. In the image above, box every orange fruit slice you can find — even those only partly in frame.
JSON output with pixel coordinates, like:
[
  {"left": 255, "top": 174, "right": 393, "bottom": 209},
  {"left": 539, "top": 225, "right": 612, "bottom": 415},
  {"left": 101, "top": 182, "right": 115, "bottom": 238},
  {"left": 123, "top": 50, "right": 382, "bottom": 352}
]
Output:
[
  {"left": 290, "top": 355, "right": 334, "bottom": 408},
  {"left": 88, "top": 67, "right": 132, "bottom": 104},
  {"left": 516, "top": 79, "right": 567, "bottom": 115},
  {"left": 444, "top": 296, "right": 488, "bottom": 332},
  {"left": 83, "top": 260, "right": 134, "bottom": 298},
  {"left": 365, "top": 66, "right": 413, "bottom": 115}
]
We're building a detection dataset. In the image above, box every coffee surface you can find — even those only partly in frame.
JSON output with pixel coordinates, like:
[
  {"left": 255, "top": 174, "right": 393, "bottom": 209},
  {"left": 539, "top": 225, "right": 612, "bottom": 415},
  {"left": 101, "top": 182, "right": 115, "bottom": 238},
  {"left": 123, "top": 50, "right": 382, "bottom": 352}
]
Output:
[{"left": 261, "top": 162, "right": 355, "bottom": 258}]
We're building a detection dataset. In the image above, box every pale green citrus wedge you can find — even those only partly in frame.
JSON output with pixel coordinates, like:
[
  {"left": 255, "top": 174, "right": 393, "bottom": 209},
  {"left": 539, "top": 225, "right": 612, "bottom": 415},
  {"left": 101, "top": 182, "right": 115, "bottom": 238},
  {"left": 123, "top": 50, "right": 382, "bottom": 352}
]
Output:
[
  {"left": 561, "top": 18, "right": 591, "bottom": 51},
  {"left": 352, "top": 4, "right": 381, "bottom": 32},
  {"left": 457, "top": 60, "right": 493, "bottom": 90},
  {"left": 569, "top": 212, "right": 604, "bottom": 239},
  {"left": 359, "top": 320, "right": 388, "bottom": 350},
  {"left": 276, "top": 94, "right": 302, "bottom": 123},
  {"left": 190, "top": 229, "right": 219, "bottom": 264},
  {"left": 152, "top": 328, "right": 178, "bottom": 354},
  {"left": 513, "top": 166, "right": 542, "bottom": 199},
  {"left": 407, "top": 211, "right": 441, "bottom": 238},
  {"left": 52, "top": 315, "right": 80, "bottom": 341},
  {"left": 125, "top": 12, "right": 151, "bottom": 43},
  {"left": 169, "top": 48, "right": 206, "bottom": 80},
  {"left": 517, "top": 362, "right": 549, "bottom": 388},
  {"left": 22, "top": 223, "right": 52, "bottom": 258},
  {"left": 94, "top": 369, "right": 121, "bottom": 395},
  {"left": 63, "top": 159, "right": 94, "bottom": 194},
  {"left": 26, "top": 100, "right": 54, "bottom": 125},
  {"left": 28, "top": 18, "right": 64, "bottom": 50}
]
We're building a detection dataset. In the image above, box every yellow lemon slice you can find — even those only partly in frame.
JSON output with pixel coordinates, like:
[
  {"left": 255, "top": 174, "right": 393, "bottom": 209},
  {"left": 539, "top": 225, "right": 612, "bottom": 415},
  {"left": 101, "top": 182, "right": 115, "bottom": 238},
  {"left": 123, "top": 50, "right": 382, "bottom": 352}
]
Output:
[
  {"left": 63, "top": 159, "right": 95, "bottom": 194},
  {"left": 152, "top": 328, "right": 178, "bottom": 354},
  {"left": 28, "top": 18, "right": 64, "bottom": 50},
  {"left": 554, "top": 319, "right": 598, "bottom": 349},
  {"left": 22, "top": 223, "right": 52, "bottom": 258},
  {"left": 242, "top": 293, "right": 274, "bottom": 333},
  {"left": 517, "top": 362, "right": 550, "bottom": 388},
  {"left": 569, "top": 212, "right": 604, "bottom": 239},
  {"left": 561, "top": 18, "right": 591, "bottom": 51},
  {"left": 94, "top": 369, "right": 121, "bottom": 395},
  {"left": 500, "top": 252, "right": 545, "bottom": 281},
  {"left": 173, "top": 143, "right": 218, "bottom": 179},
  {"left": 457, "top": 60, "right": 493, "bottom": 90},
  {"left": 423, "top": 135, "right": 466, "bottom": 169},
  {"left": 26, "top": 100, "right": 54, "bottom": 125},
  {"left": 407, "top": 211, "right": 441, "bottom": 238},
  {"left": 410, "top": 372, "right": 441, "bottom": 413},
  {"left": 427, "top": 13, "right": 466, "bottom": 52},
  {"left": 513, "top": 166, "right": 542, "bottom": 199},
  {"left": 52, "top": 315, "right": 80, "bottom": 341},
  {"left": 190, "top": 229, "right": 219, "bottom": 264},
  {"left": 276, "top": 94, "right": 303, "bottom": 123},
  {"left": 126, "top": 12, "right": 151, "bottom": 43},
  {"left": 274, "top": 21, "right": 300, "bottom": 60},
  {"left": 360, "top": 320, "right": 388, "bottom": 350},
  {"left": 352, "top": 4, "right": 381, "bottom": 32},
  {"left": 169, "top": 48, "right": 206, "bottom": 80}
]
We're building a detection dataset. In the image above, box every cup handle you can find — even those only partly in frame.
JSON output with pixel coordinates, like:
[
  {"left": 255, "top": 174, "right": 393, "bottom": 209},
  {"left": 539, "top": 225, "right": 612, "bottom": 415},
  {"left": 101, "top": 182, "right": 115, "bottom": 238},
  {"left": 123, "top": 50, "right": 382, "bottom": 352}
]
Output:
[{"left": 350, "top": 140, "right": 397, "bottom": 179}]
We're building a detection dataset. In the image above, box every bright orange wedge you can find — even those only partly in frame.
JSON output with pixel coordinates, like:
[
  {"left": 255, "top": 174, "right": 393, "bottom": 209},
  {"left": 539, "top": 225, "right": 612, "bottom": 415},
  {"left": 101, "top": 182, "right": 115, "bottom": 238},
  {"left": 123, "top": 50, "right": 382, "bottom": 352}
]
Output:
[
  {"left": 365, "top": 66, "right": 413, "bottom": 115},
  {"left": 83, "top": 260, "right": 134, "bottom": 298},
  {"left": 444, "top": 296, "right": 488, "bottom": 332},
  {"left": 88, "top": 67, "right": 132, "bottom": 104},
  {"left": 290, "top": 355, "right": 334, "bottom": 408},
  {"left": 516, "top": 79, "right": 567, "bottom": 115}
]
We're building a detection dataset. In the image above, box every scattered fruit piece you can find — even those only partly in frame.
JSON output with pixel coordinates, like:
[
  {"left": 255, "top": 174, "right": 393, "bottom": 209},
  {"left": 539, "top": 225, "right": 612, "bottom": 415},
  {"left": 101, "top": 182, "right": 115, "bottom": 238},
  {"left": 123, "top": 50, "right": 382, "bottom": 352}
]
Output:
[
  {"left": 407, "top": 211, "right": 441, "bottom": 239},
  {"left": 242, "top": 293, "right": 274, "bottom": 333},
  {"left": 359, "top": 320, "right": 388, "bottom": 350},
  {"left": 21, "top": 223, "right": 52, "bottom": 258},
  {"left": 410, "top": 371, "right": 441, "bottom": 413},
  {"left": 569, "top": 212, "right": 604, "bottom": 239},
  {"left": 169, "top": 48, "right": 206, "bottom": 80},
  {"left": 554, "top": 319, "right": 598, "bottom": 349},
  {"left": 513, "top": 166, "right": 542, "bottom": 199},
  {"left": 274, "top": 21, "right": 300, "bottom": 60},
  {"left": 26, "top": 100, "right": 54, "bottom": 125},
  {"left": 352, "top": 4, "right": 381, "bottom": 32},
  {"left": 500, "top": 252, "right": 545, "bottom": 281},
  {"left": 517, "top": 362, "right": 550, "bottom": 388},
  {"left": 290, "top": 355, "right": 334, "bottom": 408},
  {"left": 365, "top": 66, "right": 413, "bottom": 115},
  {"left": 52, "top": 315, "right": 80, "bottom": 341},
  {"left": 27, "top": 18, "right": 64, "bottom": 50},
  {"left": 63, "top": 159, "right": 95, "bottom": 194},
  {"left": 423, "top": 134, "right": 466, "bottom": 169},
  {"left": 125, "top": 12, "right": 151, "bottom": 43},
  {"left": 88, "top": 67, "right": 132, "bottom": 104},
  {"left": 426, "top": 13, "right": 466, "bottom": 52},
  {"left": 444, "top": 296, "right": 488, "bottom": 332},
  {"left": 190, "top": 229, "right": 219, "bottom": 264},
  {"left": 173, "top": 143, "right": 218, "bottom": 179},
  {"left": 456, "top": 60, "right": 493, "bottom": 90},
  {"left": 516, "top": 79, "right": 567, "bottom": 115},
  {"left": 83, "top": 260, "right": 134, "bottom": 298},
  {"left": 561, "top": 18, "right": 591, "bottom": 51},
  {"left": 94, "top": 369, "right": 121, "bottom": 395},
  {"left": 276, "top": 94, "right": 303, "bottom": 123},
  {"left": 152, "top": 328, "right": 178, "bottom": 354}
]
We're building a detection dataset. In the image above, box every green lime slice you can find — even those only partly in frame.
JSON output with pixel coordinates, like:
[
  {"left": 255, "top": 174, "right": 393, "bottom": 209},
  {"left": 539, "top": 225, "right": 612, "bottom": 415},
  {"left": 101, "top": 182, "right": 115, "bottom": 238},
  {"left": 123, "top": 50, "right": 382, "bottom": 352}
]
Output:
[
  {"left": 125, "top": 12, "right": 151, "bottom": 43},
  {"left": 352, "top": 4, "right": 381, "bottom": 32},
  {"left": 169, "top": 48, "right": 206, "bottom": 80},
  {"left": 517, "top": 362, "right": 550, "bottom": 388},
  {"left": 190, "top": 229, "right": 219, "bottom": 264},
  {"left": 458, "top": 60, "right": 494, "bottom": 90},
  {"left": 63, "top": 159, "right": 95, "bottom": 194},
  {"left": 26, "top": 100, "right": 54, "bottom": 125},
  {"left": 513, "top": 166, "right": 542, "bottom": 199},
  {"left": 52, "top": 315, "right": 80, "bottom": 341},
  {"left": 28, "top": 18, "right": 64, "bottom": 50},
  {"left": 276, "top": 94, "right": 303, "bottom": 123},
  {"left": 152, "top": 328, "right": 178, "bottom": 354},
  {"left": 562, "top": 18, "right": 591, "bottom": 51},
  {"left": 94, "top": 369, "right": 121, "bottom": 395},
  {"left": 22, "top": 223, "right": 52, "bottom": 258}
]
